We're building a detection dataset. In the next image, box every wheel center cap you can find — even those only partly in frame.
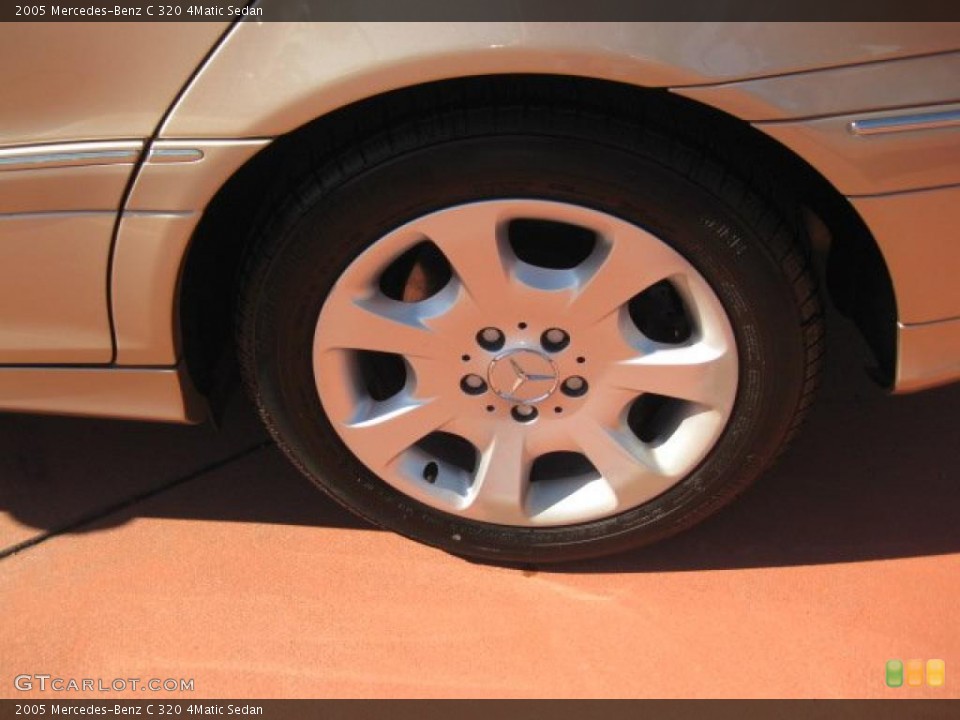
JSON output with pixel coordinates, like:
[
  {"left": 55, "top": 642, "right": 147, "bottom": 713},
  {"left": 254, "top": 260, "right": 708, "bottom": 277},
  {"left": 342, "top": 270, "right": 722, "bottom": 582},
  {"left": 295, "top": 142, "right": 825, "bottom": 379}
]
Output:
[{"left": 488, "top": 349, "right": 559, "bottom": 404}]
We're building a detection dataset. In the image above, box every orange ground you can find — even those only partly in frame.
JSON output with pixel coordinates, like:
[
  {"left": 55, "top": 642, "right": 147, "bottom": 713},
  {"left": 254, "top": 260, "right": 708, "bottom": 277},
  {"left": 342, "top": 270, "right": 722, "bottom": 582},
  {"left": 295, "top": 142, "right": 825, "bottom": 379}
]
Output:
[{"left": 2, "top": 324, "right": 957, "bottom": 699}]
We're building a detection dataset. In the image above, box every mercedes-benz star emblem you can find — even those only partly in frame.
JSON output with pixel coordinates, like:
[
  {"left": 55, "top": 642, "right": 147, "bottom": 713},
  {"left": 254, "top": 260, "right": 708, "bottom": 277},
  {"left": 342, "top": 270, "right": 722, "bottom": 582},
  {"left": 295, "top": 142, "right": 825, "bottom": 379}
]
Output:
[{"left": 488, "top": 349, "right": 559, "bottom": 404}]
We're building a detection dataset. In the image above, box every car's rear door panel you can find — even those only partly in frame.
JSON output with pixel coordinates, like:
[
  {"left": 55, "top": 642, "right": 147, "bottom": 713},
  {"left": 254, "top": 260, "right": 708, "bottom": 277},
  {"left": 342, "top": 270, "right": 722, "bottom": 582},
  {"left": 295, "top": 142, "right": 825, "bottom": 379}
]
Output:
[{"left": 0, "top": 22, "right": 228, "bottom": 364}]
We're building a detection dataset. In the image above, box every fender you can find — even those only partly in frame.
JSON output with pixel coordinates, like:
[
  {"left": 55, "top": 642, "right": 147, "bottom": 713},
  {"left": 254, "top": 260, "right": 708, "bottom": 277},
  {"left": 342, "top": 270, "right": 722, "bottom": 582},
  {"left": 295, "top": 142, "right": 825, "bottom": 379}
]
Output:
[{"left": 113, "top": 21, "right": 960, "bottom": 394}]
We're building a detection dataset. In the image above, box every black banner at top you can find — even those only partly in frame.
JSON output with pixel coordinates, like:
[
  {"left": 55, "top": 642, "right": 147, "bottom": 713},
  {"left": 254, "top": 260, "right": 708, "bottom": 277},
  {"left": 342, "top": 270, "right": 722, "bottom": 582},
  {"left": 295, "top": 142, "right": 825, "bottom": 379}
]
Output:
[{"left": 3, "top": 0, "right": 960, "bottom": 21}]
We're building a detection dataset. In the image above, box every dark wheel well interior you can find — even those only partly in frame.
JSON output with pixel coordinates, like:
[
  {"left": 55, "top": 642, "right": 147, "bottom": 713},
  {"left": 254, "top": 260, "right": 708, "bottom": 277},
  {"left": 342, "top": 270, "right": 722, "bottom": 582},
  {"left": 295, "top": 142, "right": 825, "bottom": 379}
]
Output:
[{"left": 178, "top": 74, "right": 897, "bottom": 411}]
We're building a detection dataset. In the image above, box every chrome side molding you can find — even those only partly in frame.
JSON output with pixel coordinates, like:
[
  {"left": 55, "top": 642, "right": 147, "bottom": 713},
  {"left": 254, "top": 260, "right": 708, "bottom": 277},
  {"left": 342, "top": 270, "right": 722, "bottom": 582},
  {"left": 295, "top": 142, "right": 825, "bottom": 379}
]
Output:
[
  {"left": 146, "top": 138, "right": 271, "bottom": 165},
  {"left": 147, "top": 147, "right": 205, "bottom": 164},
  {"left": 850, "top": 109, "right": 960, "bottom": 136},
  {"left": 0, "top": 141, "right": 143, "bottom": 171},
  {"left": 0, "top": 139, "right": 271, "bottom": 172}
]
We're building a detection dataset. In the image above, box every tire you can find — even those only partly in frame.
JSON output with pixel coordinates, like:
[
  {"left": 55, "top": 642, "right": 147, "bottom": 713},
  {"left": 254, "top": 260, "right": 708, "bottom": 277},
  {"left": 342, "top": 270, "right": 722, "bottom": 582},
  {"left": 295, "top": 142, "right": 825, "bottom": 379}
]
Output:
[{"left": 237, "top": 102, "right": 823, "bottom": 564}]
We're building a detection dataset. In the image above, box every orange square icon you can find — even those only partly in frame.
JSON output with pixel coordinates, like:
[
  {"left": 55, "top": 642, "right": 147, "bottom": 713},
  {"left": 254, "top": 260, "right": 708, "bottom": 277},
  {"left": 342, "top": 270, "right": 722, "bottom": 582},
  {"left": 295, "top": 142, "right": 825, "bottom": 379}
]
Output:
[
  {"left": 906, "top": 659, "right": 925, "bottom": 686},
  {"left": 927, "top": 659, "right": 945, "bottom": 688}
]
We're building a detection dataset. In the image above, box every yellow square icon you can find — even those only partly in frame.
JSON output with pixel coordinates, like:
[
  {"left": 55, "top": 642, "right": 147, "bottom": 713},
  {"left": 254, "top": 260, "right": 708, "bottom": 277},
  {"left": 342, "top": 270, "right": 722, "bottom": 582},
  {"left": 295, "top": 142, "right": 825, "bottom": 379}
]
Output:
[
  {"left": 927, "top": 659, "right": 945, "bottom": 687},
  {"left": 906, "top": 659, "right": 925, "bottom": 687}
]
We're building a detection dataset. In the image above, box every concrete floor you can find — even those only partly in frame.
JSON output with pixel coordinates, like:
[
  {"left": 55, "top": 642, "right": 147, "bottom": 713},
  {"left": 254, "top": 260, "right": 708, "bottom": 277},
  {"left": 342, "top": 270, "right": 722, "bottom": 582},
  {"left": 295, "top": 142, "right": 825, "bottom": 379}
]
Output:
[{"left": 1, "top": 322, "right": 957, "bottom": 699}]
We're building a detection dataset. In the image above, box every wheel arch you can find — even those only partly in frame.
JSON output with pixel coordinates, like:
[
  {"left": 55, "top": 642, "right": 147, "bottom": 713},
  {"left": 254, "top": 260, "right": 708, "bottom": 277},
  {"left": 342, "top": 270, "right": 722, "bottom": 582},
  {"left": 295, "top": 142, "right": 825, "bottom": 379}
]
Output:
[{"left": 175, "top": 74, "right": 897, "bottom": 411}]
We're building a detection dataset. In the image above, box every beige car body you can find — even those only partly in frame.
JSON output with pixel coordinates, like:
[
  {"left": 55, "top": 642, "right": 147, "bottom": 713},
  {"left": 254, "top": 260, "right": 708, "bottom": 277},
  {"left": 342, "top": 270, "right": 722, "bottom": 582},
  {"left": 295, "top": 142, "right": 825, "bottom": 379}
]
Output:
[{"left": 1, "top": 21, "right": 958, "bottom": 422}]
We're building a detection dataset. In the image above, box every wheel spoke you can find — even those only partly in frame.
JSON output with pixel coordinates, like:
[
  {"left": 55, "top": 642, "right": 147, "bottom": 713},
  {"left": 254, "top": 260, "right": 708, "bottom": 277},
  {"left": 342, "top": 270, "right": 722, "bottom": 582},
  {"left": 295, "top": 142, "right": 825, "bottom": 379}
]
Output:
[
  {"left": 439, "top": 414, "right": 495, "bottom": 452},
  {"left": 606, "top": 341, "right": 735, "bottom": 407},
  {"left": 414, "top": 203, "right": 514, "bottom": 312},
  {"left": 317, "top": 293, "right": 443, "bottom": 359},
  {"left": 648, "top": 405, "right": 727, "bottom": 476},
  {"left": 569, "top": 228, "right": 688, "bottom": 324},
  {"left": 462, "top": 428, "right": 531, "bottom": 524},
  {"left": 568, "top": 417, "right": 674, "bottom": 505},
  {"left": 340, "top": 394, "right": 453, "bottom": 473}
]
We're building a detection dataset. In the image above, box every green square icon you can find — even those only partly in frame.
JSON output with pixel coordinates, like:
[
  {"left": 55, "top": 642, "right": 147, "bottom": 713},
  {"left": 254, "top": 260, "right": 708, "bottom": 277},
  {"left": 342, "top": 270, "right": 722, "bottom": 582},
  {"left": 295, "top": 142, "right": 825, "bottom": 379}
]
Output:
[{"left": 886, "top": 659, "right": 904, "bottom": 687}]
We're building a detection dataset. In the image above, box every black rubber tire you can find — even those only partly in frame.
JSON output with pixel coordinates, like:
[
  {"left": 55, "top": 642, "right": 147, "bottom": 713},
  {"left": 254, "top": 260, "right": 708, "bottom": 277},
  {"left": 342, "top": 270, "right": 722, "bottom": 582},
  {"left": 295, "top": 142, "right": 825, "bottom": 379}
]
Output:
[{"left": 236, "top": 102, "right": 824, "bottom": 564}]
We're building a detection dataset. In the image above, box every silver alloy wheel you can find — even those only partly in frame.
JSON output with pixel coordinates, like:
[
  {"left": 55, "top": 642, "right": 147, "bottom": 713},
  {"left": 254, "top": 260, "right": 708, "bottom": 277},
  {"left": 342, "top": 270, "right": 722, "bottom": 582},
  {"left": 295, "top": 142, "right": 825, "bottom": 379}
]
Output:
[{"left": 312, "top": 200, "right": 738, "bottom": 527}]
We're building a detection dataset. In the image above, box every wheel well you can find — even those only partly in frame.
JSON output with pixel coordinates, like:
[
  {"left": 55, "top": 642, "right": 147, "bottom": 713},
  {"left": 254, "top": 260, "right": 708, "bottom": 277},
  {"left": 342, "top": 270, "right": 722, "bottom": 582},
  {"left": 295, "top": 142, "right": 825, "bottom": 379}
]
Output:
[{"left": 179, "top": 74, "right": 897, "bottom": 408}]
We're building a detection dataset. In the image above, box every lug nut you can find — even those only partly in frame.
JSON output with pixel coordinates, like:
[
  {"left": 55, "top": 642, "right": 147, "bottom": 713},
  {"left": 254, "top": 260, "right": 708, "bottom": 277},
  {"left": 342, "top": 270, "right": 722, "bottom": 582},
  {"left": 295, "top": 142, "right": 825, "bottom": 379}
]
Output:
[
  {"left": 541, "top": 327, "right": 570, "bottom": 352},
  {"left": 460, "top": 374, "right": 487, "bottom": 395},
  {"left": 561, "top": 376, "right": 588, "bottom": 397},
  {"left": 511, "top": 404, "right": 539, "bottom": 423},
  {"left": 476, "top": 327, "right": 505, "bottom": 351}
]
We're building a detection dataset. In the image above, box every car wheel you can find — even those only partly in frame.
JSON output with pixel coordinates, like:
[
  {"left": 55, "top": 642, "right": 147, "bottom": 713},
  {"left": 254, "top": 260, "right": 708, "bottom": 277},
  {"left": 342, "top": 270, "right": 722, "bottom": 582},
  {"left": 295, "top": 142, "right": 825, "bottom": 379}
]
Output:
[{"left": 237, "top": 104, "right": 823, "bottom": 563}]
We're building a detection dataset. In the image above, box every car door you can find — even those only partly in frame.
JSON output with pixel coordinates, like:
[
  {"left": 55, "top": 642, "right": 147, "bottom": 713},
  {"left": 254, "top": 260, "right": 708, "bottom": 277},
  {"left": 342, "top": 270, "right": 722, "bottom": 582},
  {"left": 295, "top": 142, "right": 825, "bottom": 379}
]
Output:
[{"left": 0, "top": 22, "right": 229, "bottom": 363}]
